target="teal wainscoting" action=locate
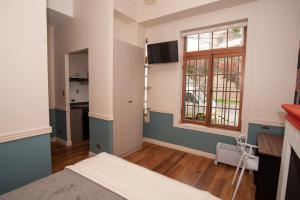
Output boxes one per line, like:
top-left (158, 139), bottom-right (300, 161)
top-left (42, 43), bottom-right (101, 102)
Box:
top-left (0, 134), bottom-right (52, 195)
top-left (52, 109), bottom-right (67, 141)
top-left (144, 112), bottom-right (285, 154)
top-left (144, 111), bottom-right (235, 154)
top-left (89, 117), bottom-right (113, 154)
top-left (49, 109), bottom-right (56, 138)
top-left (247, 123), bottom-right (285, 145)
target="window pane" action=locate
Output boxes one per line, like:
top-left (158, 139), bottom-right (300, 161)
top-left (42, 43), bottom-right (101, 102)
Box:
top-left (199, 32), bottom-right (212, 50)
top-left (186, 59), bottom-right (197, 75)
top-left (184, 58), bottom-right (209, 122)
top-left (229, 92), bottom-right (240, 109)
top-left (213, 30), bottom-right (227, 49)
top-left (211, 94), bottom-right (240, 126)
top-left (228, 27), bottom-right (244, 47)
top-left (197, 59), bottom-right (208, 75)
top-left (186, 35), bottom-right (199, 52)
top-left (213, 57), bottom-right (226, 75)
top-left (223, 74), bottom-right (241, 91)
top-left (227, 56), bottom-right (241, 74)
top-left (211, 55), bottom-right (242, 127)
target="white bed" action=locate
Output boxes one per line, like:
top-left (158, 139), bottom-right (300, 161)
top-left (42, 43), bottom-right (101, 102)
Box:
top-left (67, 152), bottom-right (219, 200)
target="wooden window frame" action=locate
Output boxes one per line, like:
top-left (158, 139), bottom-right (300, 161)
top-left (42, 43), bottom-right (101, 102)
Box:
top-left (181, 27), bottom-right (247, 131)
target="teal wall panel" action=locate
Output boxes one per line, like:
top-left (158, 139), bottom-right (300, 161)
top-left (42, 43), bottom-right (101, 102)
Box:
top-left (144, 112), bottom-right (235, 154)
top-left (0, 134), bottom-right (52, 195)
top-left (247, 123), bottom-right (284, 145)
top-left (49, 109), bottom-right (56, 138)
top-left (144, 112), bottom-right (285, 154)
top-left (54, 110), bottom-right (67, 141)
top-left (89, 117), bottom-right (113, 154)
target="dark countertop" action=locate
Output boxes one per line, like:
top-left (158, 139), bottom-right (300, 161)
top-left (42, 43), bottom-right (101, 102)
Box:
top-left (70, 102), bottom-right (89, 109)
top-left (257, 133), bottom-right (283, 157)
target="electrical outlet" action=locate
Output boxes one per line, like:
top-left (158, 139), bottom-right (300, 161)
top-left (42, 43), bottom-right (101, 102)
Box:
top-left (261, 125), bottom-right (270, 130)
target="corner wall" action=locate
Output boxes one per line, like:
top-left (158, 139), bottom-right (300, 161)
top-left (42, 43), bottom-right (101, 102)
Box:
top-left (144, 0), bottom-right (299, 154)
top-left (0, 0), bottom-right (51, 194)
top-left (52, 0), bottom-right (114, 152)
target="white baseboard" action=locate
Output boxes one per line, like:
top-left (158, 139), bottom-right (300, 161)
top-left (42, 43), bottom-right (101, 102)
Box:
top-left (51, 137), bottom-right (68, 146)
top-left (121, 145), bottom-right (143, 158)
top-left (143, 137), bottom-right (216, 159)
top-left (89, 151), bottom-right (97, 157)
top-left (89, 146), bottom-right (142, 158)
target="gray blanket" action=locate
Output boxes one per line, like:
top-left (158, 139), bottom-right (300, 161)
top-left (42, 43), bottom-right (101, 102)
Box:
top-left (0, 169), bottom-right (126, 200)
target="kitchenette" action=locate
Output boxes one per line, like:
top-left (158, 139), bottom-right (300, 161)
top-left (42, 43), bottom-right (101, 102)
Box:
top-left (69, 50), bottom-right (89, 143)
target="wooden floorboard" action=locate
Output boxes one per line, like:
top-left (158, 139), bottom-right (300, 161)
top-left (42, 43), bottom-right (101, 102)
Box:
top-left (51, 141), bottom-right (255, 200)
top-left (51, 140), bottom-right (89, 173)
top-left (124, 142), bottom-right (256, 200)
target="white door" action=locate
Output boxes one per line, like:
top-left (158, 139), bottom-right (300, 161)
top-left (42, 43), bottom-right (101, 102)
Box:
top-left (113, 39), bottom-right (144, 156)
top-left (129, 43), bottom-right (144, 153)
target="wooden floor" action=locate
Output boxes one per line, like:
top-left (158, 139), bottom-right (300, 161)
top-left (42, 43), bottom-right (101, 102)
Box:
top-left (51, 140), bottom-right (89, 173)
top-left (51, 141), bottom-right (255, 200)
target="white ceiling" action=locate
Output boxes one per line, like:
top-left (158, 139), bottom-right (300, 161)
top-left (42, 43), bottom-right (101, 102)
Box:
top-left (141, 0), bottom-right (259, 26)
top-left (47, 8), bottom-right (72, 27)
top-left (116, 0), bottom-right (259, 26)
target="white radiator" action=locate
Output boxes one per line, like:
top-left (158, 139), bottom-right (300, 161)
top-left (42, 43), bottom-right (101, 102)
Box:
top-left (215, 142), bottom-right (258, 170)
top-left (215, 142), bottom-right (241, 167)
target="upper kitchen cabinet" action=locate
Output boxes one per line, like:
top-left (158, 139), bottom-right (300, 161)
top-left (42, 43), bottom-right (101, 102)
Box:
top-left (69, 50), bottom-right (88, 79)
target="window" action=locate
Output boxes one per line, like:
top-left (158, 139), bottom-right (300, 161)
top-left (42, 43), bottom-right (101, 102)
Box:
top-left (182, 25), bottom-right (246, 130)
top-left (144, 38), bottom-right (150, 119)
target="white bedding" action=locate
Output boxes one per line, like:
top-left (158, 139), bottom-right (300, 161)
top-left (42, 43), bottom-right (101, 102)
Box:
top-left (66, 152), bottom-right (219, 200)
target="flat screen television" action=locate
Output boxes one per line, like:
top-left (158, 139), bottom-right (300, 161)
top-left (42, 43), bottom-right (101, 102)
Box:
top-left (147, 40), bottom-right (179, 64)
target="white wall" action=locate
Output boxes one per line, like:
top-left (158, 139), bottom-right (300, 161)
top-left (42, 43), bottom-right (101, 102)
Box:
top-left (0, 1), bottom-right (50, 136)
top-left (247, 0), bottom-right (300, 125)
top-left (114, 0), bottom-right (138, 21)
top-left (53, 0), bottom-right (114, 119)
top-left (48, 25), bottom-right (55, 109)
top-left (145, 0), bottom-right (300, 135)
top-left (47, 0), bottom-right (74, 17)
top-left (114, 16), bottom-right (145, 48)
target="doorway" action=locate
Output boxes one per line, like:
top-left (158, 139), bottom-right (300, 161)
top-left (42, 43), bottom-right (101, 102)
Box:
top-left (65, 49), bottom-right (89, 145)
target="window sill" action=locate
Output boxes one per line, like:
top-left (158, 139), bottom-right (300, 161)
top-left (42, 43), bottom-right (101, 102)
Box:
top-left (174, 121), bottom-right (242, 137)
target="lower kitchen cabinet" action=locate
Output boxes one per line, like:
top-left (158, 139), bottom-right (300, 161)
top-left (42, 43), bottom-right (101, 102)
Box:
top-left (70, 108), bottom-right (83, 143)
